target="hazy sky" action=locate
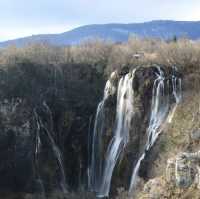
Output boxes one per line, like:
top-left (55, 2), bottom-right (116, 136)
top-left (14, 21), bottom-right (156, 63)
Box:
top-left (0, 0), bottom-right (200, 41)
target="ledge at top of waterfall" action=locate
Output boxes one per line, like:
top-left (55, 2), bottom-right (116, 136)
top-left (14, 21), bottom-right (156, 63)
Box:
top-left (89, 65), bottom-right (182, 198)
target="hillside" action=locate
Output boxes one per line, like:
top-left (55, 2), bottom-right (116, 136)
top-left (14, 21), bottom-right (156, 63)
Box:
top-left (1, 20), bottom-right (200, 47)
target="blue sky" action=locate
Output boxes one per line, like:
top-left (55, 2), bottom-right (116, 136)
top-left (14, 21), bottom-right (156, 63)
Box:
top-left (0, 0), bottom-right (200, 41)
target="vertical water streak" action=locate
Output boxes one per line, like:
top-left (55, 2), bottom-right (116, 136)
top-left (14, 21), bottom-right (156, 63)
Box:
top-left (40, 118), bottom-right (68, 193)
top-left (87, 115), bottom-right (93, 189)
top-left (97, 72), bottom-right (135, 197)
top-left (128, 153), bottom-right (145, 193)
top-left (35, 104), bottom-right (68, 194)
top-left (129, 66), bottom-right (181, 194)
top-left (34, 110), bottom-right (46, 199)
top-left (43, 102), bottom-right (68, 193)
top-left (90, 78), bottom-right (116, 192)
top-left (146, 67), bottom-right (169, 150)
top-left (172, 66), bottom-right (182, 103)
top-left (168, 67), bottom-right (182, 123)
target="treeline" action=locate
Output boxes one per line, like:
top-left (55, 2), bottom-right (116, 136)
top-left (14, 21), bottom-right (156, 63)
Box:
top-left (0, 36), bottom-right (200, 77)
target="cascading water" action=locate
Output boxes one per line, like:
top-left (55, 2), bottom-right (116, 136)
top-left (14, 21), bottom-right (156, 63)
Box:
top-left (42, 102), bottom-right (68, 193)
top-left (90, 101), bottom-right (105, 191)
top-left (168, 66), bottom-right (182, 123)
top-left (90, 76), bottom-right (117, 192)
top-left (97, 71), bottom-right (135, 197)
top-left (34, 103), bottom-right (68, 195)
top-left (172, 66), bottom-right (182, 103)
top-left (87, 115), bottom-right (93, 189)
top-left (129, 66), bottom-right (182, 194)
top-left (34, 110), bottom-right (46, 199)
top-left (90, 71), bottom-right (136, 197)
top-left (90, 66), bottom-right (182, 197)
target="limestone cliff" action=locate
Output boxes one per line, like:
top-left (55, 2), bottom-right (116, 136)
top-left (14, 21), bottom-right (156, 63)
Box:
top-left (0, 61), bottom-right (199, 199)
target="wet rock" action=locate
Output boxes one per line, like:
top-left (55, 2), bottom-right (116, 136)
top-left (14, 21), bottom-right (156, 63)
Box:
top-left (104, 71), bottom-right (119, 107)
top-left (191, 129), bottom-right (200, 141)
top-left (110, 71), bottom-right (119, 85)
top-left (175, 154), bottom-right (193, 188)
top-left (118, 65), bottom-right (130, 76)
top-left (166, 152), bottom-right (200, 189)
top-left (0, 99), bottom-right (34, 192)
top-left (0, 63), bottom-right (183, 198)
top-left (107, 65), bottom-right (181, 195)
top-left (0, 62), bottom-right (105, 193)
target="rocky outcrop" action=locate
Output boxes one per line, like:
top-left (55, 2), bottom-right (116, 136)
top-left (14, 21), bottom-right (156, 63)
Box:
top-left (90, 64), bottom-right (182, 198)
top-left (139, 150), bottom-right (200, 199)
top-left (191, 129), bottom-right (200, 141)
top-left (0, 99), bottom-right (34, 192)
top-left (0, 62), bottom-right (105, 195)
top-left (0, 62), bottom-right (183, 198)
top-left (166, 151), bottom-right (200, 189)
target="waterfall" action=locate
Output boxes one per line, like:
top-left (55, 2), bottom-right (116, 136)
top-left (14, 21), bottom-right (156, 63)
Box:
top-left (91, 66), bottom-right (182, 197)
top-left (90, 101), bottom-right (104, 191)
top-left (97, 72), bottom-right (135, 197)
top-left (172, 70), bottom-right (182, 103)
top-left (90, 77), bottom-right (116, 192)
top-left (91, 71), bottom-right (135, 197)
top-left (129, 66), bottom-right (182, 194)
top-left (42, 124), bottom-right (68, 193)
top-left (34, 104), bottom-right (68, 195)
top-left (42, 102), bottom-right (68, 193)
top-left (168, 66), bottom-right (182, 123)
top-left (87, 115), bottom-right (93, 189)
top-left (34, 110), bottom-right (46, 199)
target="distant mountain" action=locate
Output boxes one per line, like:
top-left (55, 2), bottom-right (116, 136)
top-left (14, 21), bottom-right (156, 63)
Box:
top-left (1, 20), bottom-right (200, 47)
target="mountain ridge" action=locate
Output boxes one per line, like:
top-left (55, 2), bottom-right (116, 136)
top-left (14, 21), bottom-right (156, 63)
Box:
top-left (1, 20), bottom-right (200, 47)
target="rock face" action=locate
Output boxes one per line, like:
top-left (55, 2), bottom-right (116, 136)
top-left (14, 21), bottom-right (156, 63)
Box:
top-left (191, 129), bottom-right (200, 141)
top-left (89, 64), bottom-right (182, 197)
top-left (139, 150), bottom-right (200, 199)
top-left (166, 151), bottom-right (200, 189)
top-left (0, 62), bottom-right (104, 194)
top-left (0, 62), bottom-right (182, 198)
top-left (175, 154), bottom-right (194, 188)
top-left (0, 99), bottom-right (34, 192)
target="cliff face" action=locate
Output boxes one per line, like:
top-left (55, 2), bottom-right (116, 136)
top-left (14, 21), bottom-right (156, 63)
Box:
top-left (0, 62), bottom-right (104, 196)
top-left (89, 65), bottom-right (182, 198)
top-left (0, 61), bottom-right (199, 199)
top-left (98, 67), bottom-right (199, 199)
top-left (136, 73), bottom-right (200, 199)
top-left (0, 99), bottom-right (34, 191)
